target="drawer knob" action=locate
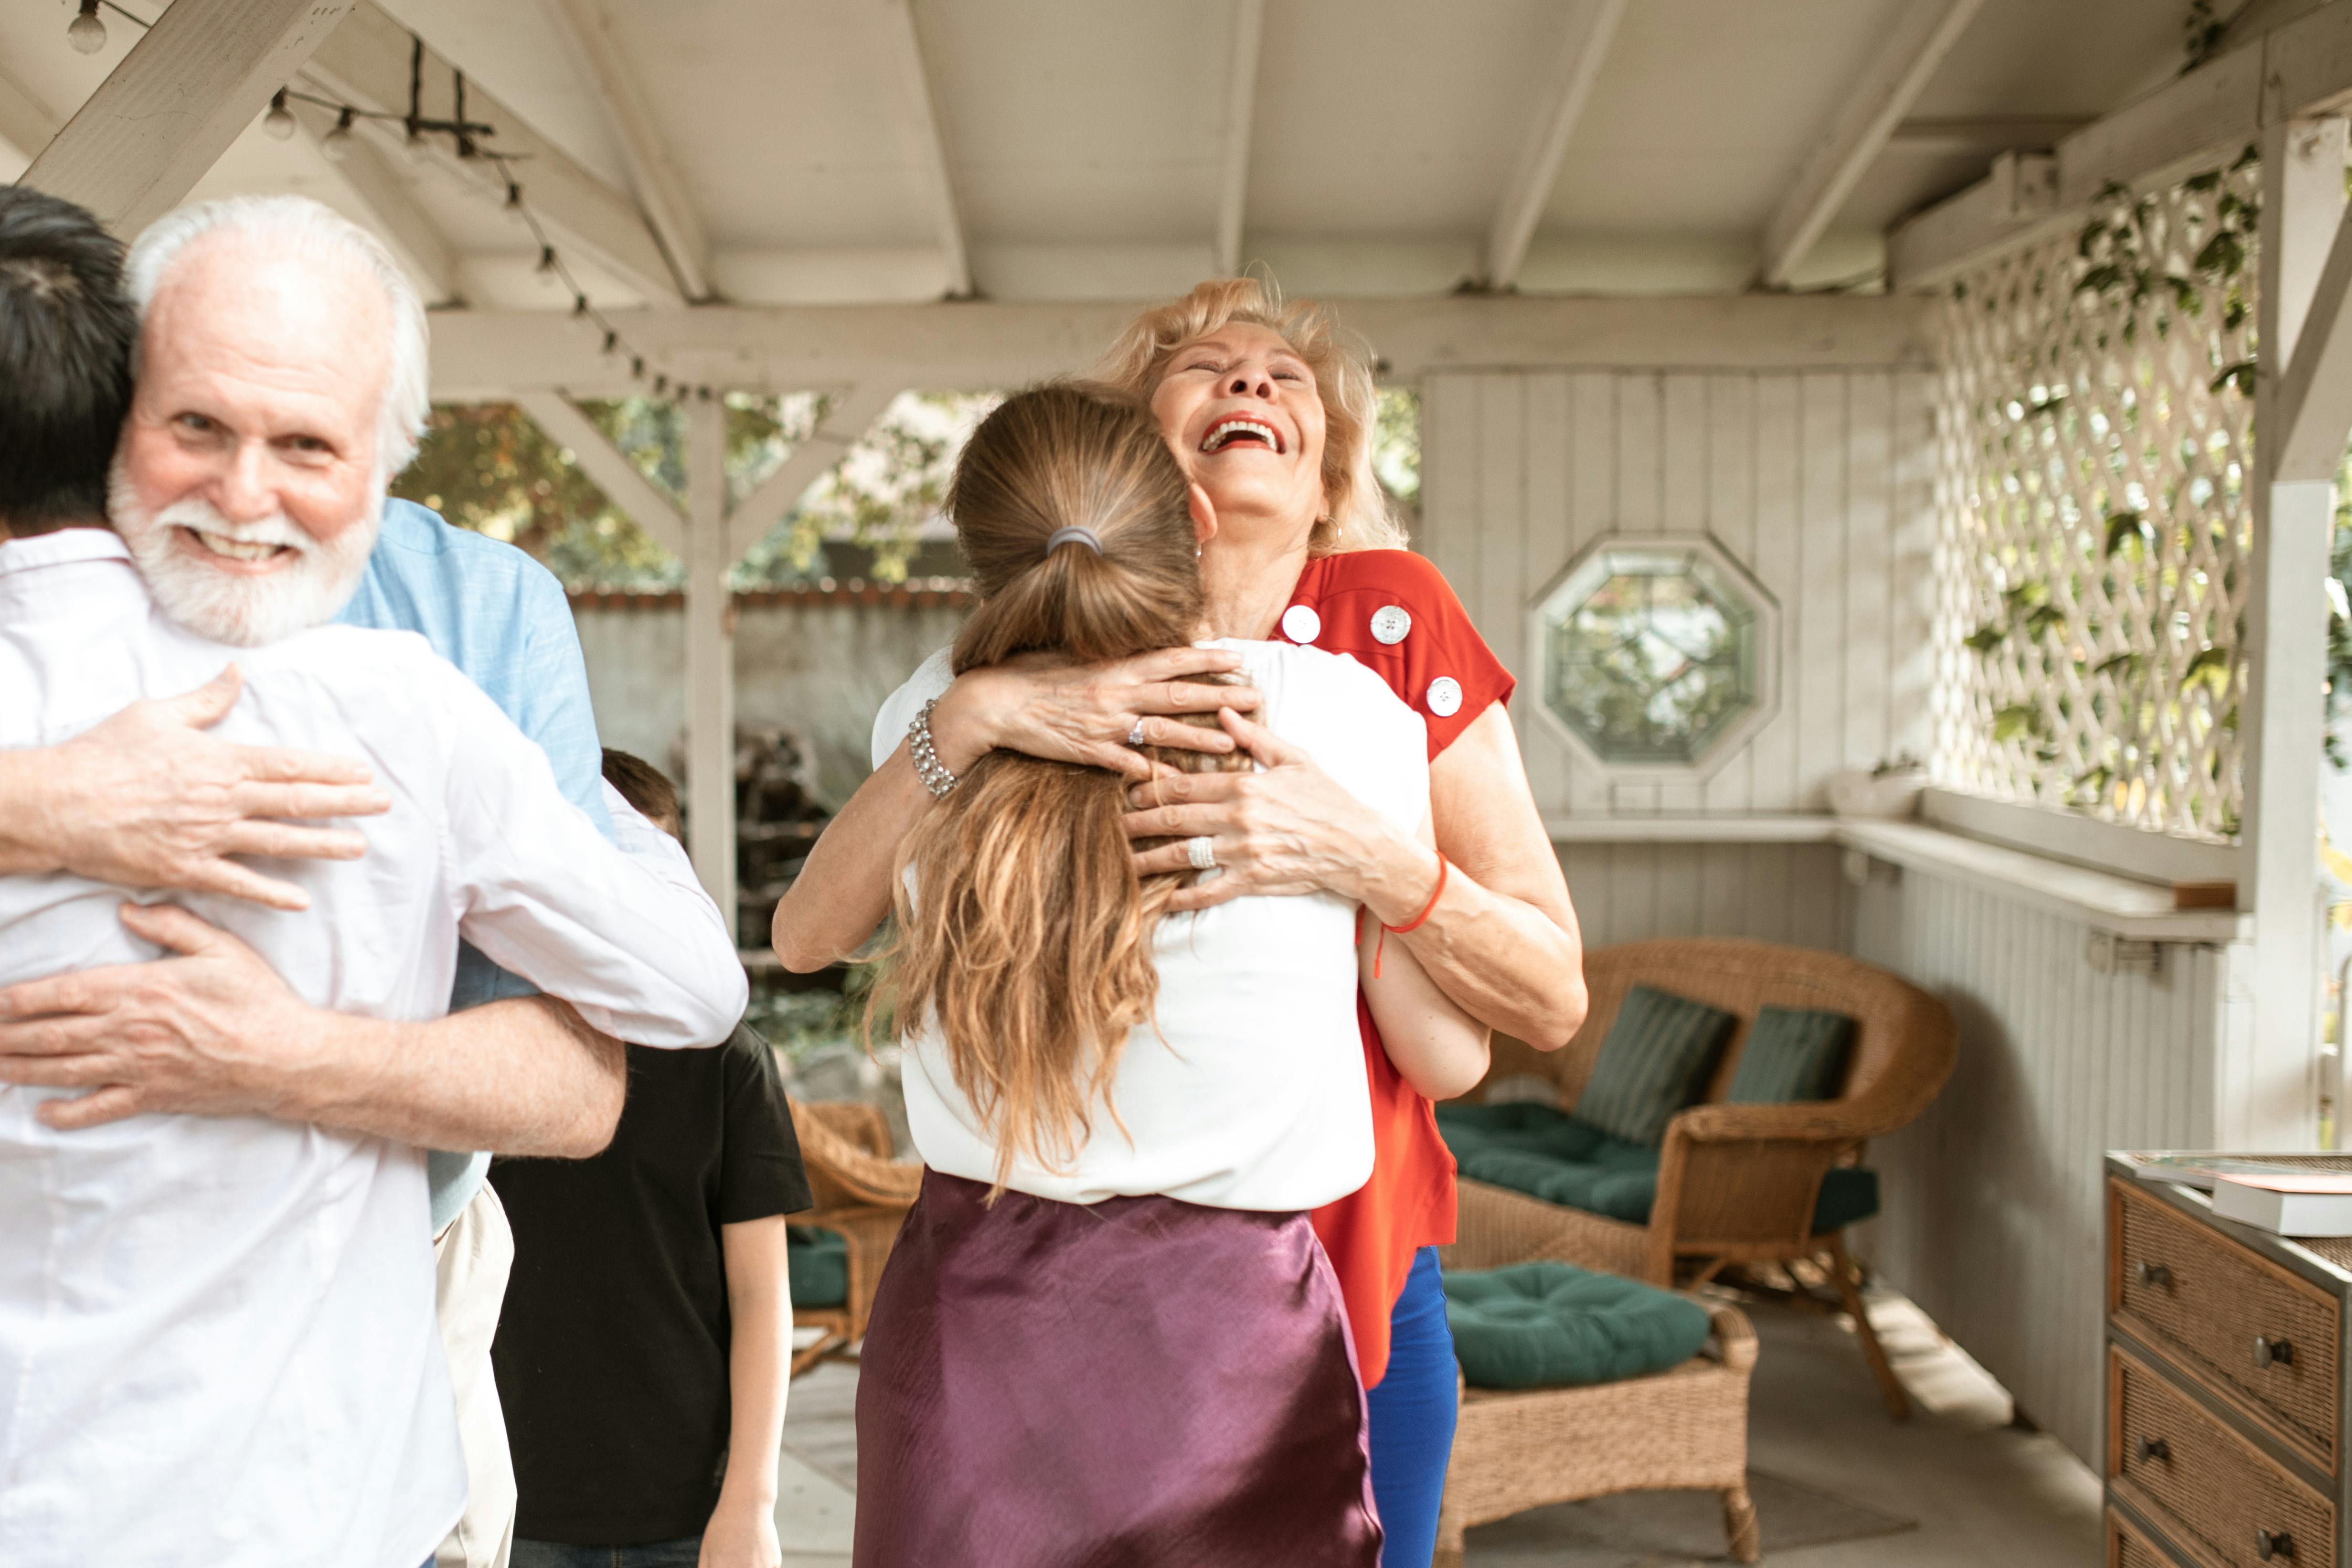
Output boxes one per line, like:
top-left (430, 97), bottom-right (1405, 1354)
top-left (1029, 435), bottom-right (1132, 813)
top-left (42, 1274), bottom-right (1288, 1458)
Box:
top-left (2134, 1261), bottom-right (2173, 1288)
top-left (2255, 1335), bottom-right (2296, 1369)
top-left (2256, 1528), bottom-right (2295, 1561)
top-left (2134, 1435), bottom-right (2171, 1463)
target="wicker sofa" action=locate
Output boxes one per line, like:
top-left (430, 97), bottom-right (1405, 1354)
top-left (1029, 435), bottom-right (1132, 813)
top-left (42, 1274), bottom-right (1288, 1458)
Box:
top-left (784, 1098), bottom-right (921, 1377)
top-left (1435, 1220), bottom-right (1759, 1566)
top-left (1443, 938), bottom-right (1956, 1418)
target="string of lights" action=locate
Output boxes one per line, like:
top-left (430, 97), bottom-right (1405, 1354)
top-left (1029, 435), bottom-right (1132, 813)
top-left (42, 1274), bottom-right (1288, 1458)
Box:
top-left (62, 0), bottom-right (698, 404)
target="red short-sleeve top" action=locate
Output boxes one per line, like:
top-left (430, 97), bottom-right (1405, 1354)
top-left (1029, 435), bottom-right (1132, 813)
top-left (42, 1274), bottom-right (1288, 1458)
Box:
top-left (1292, 550), bottom-right (1515, 1387)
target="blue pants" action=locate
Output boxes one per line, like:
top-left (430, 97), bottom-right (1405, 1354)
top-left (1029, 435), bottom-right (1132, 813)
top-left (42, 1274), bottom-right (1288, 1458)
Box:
top-left (1365, 1247), bottom-right (1458, 1568)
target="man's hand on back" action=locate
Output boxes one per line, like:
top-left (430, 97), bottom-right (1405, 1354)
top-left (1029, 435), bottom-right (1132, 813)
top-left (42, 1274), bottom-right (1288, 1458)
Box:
top-left (0, 901), bottom-right (329, 1129)
top-left (1, 664), bottom-right (391, 907)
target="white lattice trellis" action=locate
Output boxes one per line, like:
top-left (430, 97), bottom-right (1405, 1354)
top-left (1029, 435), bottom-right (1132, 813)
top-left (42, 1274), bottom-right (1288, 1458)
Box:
top-left (1934, 156), bottom-right (2259, 840)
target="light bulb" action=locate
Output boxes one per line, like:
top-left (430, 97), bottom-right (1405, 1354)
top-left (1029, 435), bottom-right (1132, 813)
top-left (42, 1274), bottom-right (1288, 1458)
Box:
top-left (66, 0), bottom-right (106, 54)
top-left (321, 108), bottom-right (356, 162)
top-left (262, 90), bottom-right (297, 141)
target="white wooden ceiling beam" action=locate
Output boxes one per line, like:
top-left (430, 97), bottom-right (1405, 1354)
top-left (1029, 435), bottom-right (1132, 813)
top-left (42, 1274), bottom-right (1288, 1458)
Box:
top-left (726, 381), bottom-right (900, 561)
top-left (537, 0), bottom-right (712, 302)
top-left (1213, 0), bottom-right (1265, 278)
top-left (2271, 167), bottom-right (2352, 482)
top-left (1889, 2), bottom-right (2352, 289)
top-left (287, 98), bottom-right (461, 306)
top-left (1482, 0), bottom-right (1627, 291)
top-left (23, 0), bottom-right (360, 234)
top-left (513, 390), bottom-right (686, 557)
top-left (878, 0), bottom-right (970, 299)
top-left (300, 2), bottom-right (683, 307)
top-left (430, 293), bottom-right (1932, 399)
top-left (1756, 0), bottom-right (1983, 288)
top-left (0, 59), bottom-right (60, 166)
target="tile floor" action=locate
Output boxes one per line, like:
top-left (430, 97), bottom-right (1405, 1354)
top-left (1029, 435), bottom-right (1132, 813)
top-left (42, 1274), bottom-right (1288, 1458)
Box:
top-left (768, 1284), bottom-right (2102, 1566)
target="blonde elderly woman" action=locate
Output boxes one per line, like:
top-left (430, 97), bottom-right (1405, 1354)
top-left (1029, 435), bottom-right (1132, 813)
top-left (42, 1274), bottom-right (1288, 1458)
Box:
top-left (776, 280), bottom-right (1586, 1568)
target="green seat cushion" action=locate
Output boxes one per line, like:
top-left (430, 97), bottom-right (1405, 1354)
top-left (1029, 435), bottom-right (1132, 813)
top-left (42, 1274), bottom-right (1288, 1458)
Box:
top-left (1727, 1006), bottom-right (1856, 1104)
top-left (1575, 985), bottom-right (1737, 1144)
top-left (1443, 1260), bottom-right (1713, 1389)
top-left (1437, 1102), bottom-right (1879, 1232)
top-left (787, 1226), bottom-right (849, 1309)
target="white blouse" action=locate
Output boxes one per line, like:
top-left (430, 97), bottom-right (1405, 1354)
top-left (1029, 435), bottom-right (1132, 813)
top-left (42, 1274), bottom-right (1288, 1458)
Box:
top-left (871, 639), bottom-right (1428, 1212)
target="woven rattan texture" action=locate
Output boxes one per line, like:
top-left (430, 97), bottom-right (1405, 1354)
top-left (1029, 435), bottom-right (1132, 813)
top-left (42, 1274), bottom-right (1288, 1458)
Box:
top-left (2116, 1184), bottom-right (2340, 1466)
top-left (2108, 1510), bottom-right (2172, 1568)
top-left (2113, 1348), bottom-right (2335, 1568)
top-left (785, 1098), bottom-right (919, 1376)
top-left (1932, 163), bottom-right (2257, 838)
top-left (1432, 1300), bottom-right (1760, 1568)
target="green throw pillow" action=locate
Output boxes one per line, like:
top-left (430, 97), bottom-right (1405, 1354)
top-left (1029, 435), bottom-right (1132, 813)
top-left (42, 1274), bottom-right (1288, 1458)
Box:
top-left (1727, 1006), bottom-right (1855, 1104)
top-left (1574, 985), bottom-right (1736, 1145)
top-left (1444, 1260), bottom-right (1713, 1390)
top-left (787, 1226), bottom-right (849, 1309)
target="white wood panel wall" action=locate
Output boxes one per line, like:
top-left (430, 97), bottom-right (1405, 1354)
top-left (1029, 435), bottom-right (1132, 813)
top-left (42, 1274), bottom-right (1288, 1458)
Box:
top-left (1554, 843), bottom-right (1850, 951)
top-left (1418, 369), bottom-right (1937, 825)
top-left (1850, 864), bottom-right (2237, 1466)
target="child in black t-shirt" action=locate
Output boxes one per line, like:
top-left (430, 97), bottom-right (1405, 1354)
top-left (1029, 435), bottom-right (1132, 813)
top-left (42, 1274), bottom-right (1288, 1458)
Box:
top-left (493, 751), bottom-right (814, 1568)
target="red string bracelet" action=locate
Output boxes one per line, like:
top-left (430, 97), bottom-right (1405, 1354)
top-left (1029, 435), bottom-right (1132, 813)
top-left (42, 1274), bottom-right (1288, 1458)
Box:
top-left (1373, 853), bottom-right (1448, 979)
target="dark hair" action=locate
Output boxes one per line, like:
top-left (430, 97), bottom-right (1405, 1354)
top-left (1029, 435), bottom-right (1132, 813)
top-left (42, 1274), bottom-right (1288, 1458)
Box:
top-left (0, 187), bottom-right (137, 534)
top-left (601, 748), bottom-right (680, 833)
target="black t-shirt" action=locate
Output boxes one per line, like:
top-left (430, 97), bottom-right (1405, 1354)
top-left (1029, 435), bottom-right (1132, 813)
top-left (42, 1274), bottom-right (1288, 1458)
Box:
top-left (490, 1022), bottom-right (814, 1546)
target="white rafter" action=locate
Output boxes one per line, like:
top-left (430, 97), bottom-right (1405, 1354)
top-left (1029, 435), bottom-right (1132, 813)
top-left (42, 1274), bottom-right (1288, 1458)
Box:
top-left (1482, 0), bottom-right (1628, 291)
top-left (24, 0), bottom-right (360, 234)
top-left (1214, 0), bottom-right (1265, 277)
top-left (513, 391), bottom-right (686, 557)
top-left (299, 2), bottom-right (682, 307)
top-left (0, 58), bottom-right (60, 167)
top-left (289, 99), bottom-right (462, 306)
top-left (537, 0), bottom-right (711, 302)
top-left (726, 381), bottom-right (901, 561)
top-left (1757, 0), bottom-right (1984, 288)
top-left (878, 0), bottom-right (971, 299)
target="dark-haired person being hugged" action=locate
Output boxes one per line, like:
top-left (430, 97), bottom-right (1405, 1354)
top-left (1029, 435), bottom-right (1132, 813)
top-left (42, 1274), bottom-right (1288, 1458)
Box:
top-left (813, 385), bottom-right (1490, 1568)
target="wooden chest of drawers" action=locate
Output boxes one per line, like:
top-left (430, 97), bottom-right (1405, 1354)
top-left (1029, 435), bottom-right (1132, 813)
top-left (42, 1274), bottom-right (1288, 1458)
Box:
top-left (2106, 1153), bottom-right (2352, 1568)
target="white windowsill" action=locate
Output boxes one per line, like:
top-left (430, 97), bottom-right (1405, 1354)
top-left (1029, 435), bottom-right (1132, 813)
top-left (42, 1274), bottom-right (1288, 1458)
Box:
top-left (1545, 814), bottom-right (2250, 944)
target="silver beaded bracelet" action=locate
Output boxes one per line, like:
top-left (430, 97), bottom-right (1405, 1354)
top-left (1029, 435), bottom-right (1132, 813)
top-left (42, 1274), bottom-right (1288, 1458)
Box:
top-left (908, 698), bottom-right (960, 800)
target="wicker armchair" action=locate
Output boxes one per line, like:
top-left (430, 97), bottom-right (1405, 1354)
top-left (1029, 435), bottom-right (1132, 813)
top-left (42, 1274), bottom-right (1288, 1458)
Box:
top-left (786, 1097), bottom-right (921, 1377)
top-left (1445, 938), bottom-right (1956, 1418)
top-left (1436, 1216), bottom-right (1758, 1567)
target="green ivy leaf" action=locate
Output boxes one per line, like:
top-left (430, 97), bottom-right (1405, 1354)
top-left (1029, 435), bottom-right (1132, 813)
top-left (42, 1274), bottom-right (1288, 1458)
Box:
top-left (2103, 511), bottom-right (2152, 556)
top-left (2023, 603), bottom-right (2067, 639)
top-left (2183, 171), bottom-right (2222, 193)
top-left (2094, 651), bottom-right (2146, 679)
top-left (2078, 263), bottom-right (2122, 295)
top-left (1991, 704), bottom-right (2040, 743)
top-left (2211, 360), bottom-right (2256, 395)
top-left (2184, 646), bottom-right (2231, 692)
top-left (1964, 623), bottom-right (2007, 652)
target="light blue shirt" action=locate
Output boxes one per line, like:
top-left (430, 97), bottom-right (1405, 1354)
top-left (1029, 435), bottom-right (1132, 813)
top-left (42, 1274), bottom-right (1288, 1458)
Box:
top-left (338, 498), bottom-right (615, 1230)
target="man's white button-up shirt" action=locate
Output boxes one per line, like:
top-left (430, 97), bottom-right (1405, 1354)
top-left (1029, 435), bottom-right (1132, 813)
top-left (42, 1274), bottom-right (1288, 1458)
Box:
top-left (0, 529), bottom-right (747, 1568)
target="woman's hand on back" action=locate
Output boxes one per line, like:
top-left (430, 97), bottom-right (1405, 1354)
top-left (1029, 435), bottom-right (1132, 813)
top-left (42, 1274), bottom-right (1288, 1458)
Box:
top-left (929, 645), bottom-right (1264, 783)
top-left (1124, 708), bottom-right (1438, 918)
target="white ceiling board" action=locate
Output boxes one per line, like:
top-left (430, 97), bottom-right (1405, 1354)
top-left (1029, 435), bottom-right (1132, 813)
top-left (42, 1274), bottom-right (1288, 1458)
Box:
top-left (919, 0), bottom-right (1228, 247)
top-left (589, 0), bottom-right (940, 251)
top-left (372, 0), bottom-right (630, 191)
top-left (1247, 0), bottom-right (1565, 240)
top-left (1907, 0), bottom-right (2187, 119)
top-left (1544, 0), bottom-right (1912, 236)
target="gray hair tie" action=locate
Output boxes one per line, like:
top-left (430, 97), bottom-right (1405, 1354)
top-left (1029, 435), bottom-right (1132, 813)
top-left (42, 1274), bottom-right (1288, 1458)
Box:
top-left (1045, 526), bottom-right (1102, 555)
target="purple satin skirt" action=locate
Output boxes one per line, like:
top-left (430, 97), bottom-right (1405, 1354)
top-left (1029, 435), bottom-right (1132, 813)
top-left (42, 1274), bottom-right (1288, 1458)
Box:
top-left (853, 1169), bottom-right (1384, 1568)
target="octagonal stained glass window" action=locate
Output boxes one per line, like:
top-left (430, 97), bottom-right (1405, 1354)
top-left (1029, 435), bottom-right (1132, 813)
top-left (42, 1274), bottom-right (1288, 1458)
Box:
top-left (1532, 538), bottom-right (1777, 770)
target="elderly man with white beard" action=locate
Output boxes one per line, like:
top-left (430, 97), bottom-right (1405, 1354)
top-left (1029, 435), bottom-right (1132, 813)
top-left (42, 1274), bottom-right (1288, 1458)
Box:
top-left (0, 190), bottom-right (748, 1568)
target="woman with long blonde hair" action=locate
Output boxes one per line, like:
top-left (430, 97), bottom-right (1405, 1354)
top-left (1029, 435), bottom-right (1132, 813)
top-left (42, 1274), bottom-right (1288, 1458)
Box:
top-left (779, 281), bottom-right (1583, 1567)
top-left (847, 384), bottom-right (1482, 1568)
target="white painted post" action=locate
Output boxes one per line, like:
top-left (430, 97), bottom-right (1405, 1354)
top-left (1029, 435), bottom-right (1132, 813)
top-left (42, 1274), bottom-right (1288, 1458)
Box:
top-left (2237, 116), bottom-right (2350, 1145)
top-left (683, 397), bottom-right (737, 933)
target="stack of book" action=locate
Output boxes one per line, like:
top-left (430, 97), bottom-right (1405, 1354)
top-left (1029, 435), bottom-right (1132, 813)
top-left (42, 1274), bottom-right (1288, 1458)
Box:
top-left (2136, 1154), bottom-right (2352, 1236)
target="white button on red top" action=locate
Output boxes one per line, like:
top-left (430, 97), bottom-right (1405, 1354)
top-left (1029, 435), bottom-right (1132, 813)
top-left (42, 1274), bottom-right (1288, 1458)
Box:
top-left (1370, 605), bottom-right (1411, 645)
top-left (1426, 676), bottom-right (1463, 717)
top-left (1280, 603), bottom-right (1322, 644)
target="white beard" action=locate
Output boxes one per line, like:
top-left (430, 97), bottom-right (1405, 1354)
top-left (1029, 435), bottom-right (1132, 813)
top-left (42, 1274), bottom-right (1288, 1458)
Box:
top-left (110, 458), bottom-right (379, 648)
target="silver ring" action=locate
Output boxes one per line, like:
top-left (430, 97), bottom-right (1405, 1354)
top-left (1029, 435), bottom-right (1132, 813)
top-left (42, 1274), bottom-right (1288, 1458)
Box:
top-left (1185, 836), bottom-right (1217, 872)
top-left (1127, 719), bottom-right (1148, 747)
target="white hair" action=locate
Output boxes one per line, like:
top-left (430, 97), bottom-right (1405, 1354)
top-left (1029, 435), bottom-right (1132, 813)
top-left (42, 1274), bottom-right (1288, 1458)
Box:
top-left (124, 194), bottom-right (430, 482)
